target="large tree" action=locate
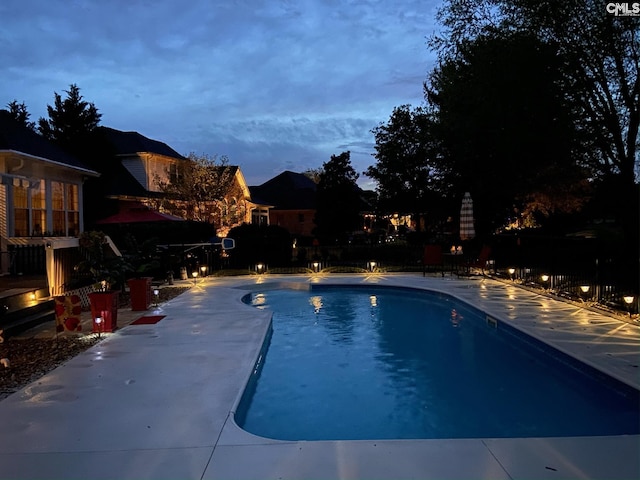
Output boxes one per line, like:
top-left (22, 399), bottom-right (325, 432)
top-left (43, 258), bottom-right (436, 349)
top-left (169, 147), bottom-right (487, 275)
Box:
top-left (38, 84), bottom-right (101, 156)
top-left (433, 0), bottom-right (639, 188)
top-left (426, 32), bottom-right (589, 234)
top-left (155, 153), bottom-right (238, 226)
top-left (314, 151), bottom-right (362, 243)
top-left (365, 105), bottom-right (445, 231)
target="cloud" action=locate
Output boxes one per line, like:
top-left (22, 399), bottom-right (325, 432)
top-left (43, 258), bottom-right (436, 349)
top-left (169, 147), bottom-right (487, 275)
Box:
top-left (0, 0), bottom-right (441, 187)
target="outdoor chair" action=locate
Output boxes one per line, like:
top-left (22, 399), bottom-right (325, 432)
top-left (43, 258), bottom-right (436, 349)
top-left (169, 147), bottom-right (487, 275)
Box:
top-left (422, 244), bottom-right (444, 277)
top-left (461, 245), bottom-right (492, 276)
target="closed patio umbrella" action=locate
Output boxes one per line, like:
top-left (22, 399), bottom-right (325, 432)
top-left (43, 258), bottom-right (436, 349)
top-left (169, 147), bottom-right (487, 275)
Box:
top-left (459, 192), bottom-right (475, 241)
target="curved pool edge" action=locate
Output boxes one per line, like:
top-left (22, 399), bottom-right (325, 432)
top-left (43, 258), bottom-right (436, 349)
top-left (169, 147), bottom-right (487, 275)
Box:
top-left (221, 275), bottom-right (639, 446)
top-left (205, 274), bottom-right (640, 479)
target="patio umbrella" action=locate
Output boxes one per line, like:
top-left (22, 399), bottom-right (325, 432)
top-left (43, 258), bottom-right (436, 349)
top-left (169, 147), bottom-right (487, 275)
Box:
top-left (459, 192), bottom-right (476, 241)
top-left (95, 204), bottom-right (185, 224)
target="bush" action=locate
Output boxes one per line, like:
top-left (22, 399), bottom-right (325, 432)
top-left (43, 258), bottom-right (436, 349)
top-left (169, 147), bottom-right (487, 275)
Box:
top-left (227, 224), bottom-right (292, 268)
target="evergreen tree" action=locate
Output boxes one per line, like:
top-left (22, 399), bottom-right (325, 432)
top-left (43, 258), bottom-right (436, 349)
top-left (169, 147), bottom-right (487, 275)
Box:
top-left (38, 84), bottom-right (101, 156)
top-left (6, 100), bottom-right (35, 130)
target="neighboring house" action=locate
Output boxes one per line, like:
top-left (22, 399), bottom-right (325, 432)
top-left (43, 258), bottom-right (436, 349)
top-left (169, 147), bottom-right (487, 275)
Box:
top-left (0, 110), bottom-right (99, 294)
top-left (249, 171), bottom-right (317, 237)
top-left (95, 127), bottom-right (269, 237)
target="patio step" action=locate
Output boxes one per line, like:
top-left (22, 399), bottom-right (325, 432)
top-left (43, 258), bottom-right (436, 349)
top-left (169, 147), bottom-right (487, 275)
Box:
top-left (0, 288), bottom-right (54, 338)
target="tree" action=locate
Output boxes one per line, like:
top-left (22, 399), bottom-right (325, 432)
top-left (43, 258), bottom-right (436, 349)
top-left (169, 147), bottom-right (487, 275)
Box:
top-left (6, 100), bottom-right (35, 130)
top-left (426, 32), bottom-right (589, 234)
top-left (302, 168), bottom-right (323, 184)
top-left (314, 151), bottom-right (362, 243)
top-left (155, 153), bottom-right (238, 226)
top-left (365, 104), bottom-right (445, 232)
top-left (432, 0), bottom-right (639, 189)
top-left (38, 84), bottom-right (101, 155)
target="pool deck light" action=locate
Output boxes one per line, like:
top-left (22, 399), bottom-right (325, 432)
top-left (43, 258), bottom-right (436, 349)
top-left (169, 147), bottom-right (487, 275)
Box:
top-left (623, 295), bottom-right (635, 317)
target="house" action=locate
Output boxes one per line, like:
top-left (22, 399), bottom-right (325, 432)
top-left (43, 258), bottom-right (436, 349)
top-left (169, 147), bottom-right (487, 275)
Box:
top-left (249, 171), bottom-right (317, 238)
top-left (93, 127), bottom-right (269, 237)
top-left (0, 110), bottom-right (99, 294)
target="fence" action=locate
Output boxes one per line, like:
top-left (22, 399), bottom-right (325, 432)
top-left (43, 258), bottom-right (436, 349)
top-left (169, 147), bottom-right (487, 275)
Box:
top-left (7, 244), bottom-right (46, 275)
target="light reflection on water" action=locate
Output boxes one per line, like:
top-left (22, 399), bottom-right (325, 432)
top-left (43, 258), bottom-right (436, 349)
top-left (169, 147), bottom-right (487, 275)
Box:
top-left (238, 286), bottom-right (639, 441)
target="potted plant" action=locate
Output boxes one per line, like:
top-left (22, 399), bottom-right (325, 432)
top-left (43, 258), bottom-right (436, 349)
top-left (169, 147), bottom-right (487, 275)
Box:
top-left (76, 231), bottom-right (131, 332)
top-left (123, 235), bottom-right (161, 311)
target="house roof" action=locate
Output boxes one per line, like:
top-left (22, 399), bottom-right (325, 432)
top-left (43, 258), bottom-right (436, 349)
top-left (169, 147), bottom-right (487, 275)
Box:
top-left (97, 126), bottom-right (186, 159)
top-left (249, 171), bottom-right (317, 209)
top-left (0, 110), bottom-right (98, 175)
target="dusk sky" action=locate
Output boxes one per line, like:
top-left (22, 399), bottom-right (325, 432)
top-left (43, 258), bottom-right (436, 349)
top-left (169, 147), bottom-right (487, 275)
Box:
top-left (1, 0), bottom-right (441, 189)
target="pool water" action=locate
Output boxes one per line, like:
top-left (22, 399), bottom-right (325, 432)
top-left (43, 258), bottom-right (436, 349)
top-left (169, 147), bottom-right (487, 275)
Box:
top-left (236, 285), bottom-right (639, 441)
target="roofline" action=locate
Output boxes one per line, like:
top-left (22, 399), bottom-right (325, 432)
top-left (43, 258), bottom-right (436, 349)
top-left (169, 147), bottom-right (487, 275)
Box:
top-left (115, 151), bottom-right (187, 160)
top-left (1, 149), bottom-right (100, 177)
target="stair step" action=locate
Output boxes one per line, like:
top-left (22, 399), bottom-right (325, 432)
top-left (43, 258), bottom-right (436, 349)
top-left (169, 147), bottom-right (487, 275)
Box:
top-left (1, 298), bottom-right (55, 338)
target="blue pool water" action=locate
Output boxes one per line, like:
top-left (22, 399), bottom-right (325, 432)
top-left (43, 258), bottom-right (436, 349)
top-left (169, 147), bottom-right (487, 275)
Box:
top-left (236, 285), bottom-right (639, 441)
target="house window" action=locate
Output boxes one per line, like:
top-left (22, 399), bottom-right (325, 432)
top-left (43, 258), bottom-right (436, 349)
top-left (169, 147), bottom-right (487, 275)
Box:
top-left (12, 178), bottom-right (48, 237)
top-left (31, 179), bottom-right (46, 235)
top-left (251, 208), bottom-right (269, 226)
top-left (298, 213), bottom-right (305, 223)
top-left (12, 179), bottom-right (29, 237)
top-left (230, 198), bottom-right (238, 224)
top-left (169, 163), bottom-right (179, 184)
top-left (52, 181), bottom-right (65, 235)
top-left (52, 181), bottom-right (80, 236)
top-left (66, 184), bottom-right (80, 236)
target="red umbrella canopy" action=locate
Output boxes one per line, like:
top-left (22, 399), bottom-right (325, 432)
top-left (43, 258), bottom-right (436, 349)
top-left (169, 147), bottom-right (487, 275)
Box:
top-left (96, 204), bottom-right (185, 224)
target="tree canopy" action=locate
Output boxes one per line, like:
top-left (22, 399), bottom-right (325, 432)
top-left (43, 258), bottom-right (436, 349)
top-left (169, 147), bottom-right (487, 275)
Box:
top-left (314, 151), bottom-right (362, 243)
top-left (38, 84), bottom-right (101, 156)
top-left (155, 153), bottom-right (238, 225)
top-left (6, 100), bottom-right (35, 130)
top-left (426, 32), bottom-right (590, 233)
top-left (432, 0), bottom-right (639, 187)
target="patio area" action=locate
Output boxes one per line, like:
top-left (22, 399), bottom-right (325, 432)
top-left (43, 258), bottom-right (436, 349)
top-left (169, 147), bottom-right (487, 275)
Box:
top-left (0, 273), bottom-right (638, 479)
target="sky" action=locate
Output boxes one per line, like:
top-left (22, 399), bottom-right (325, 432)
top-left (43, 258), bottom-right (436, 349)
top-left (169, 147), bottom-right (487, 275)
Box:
top-left (1, 0), bottom-right (442, 189)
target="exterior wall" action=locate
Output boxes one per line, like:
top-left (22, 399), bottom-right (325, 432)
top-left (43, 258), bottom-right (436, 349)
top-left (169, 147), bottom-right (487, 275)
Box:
top-left (0, 152), bottom-right (87, 240)
top-left (121, 155), bottom-right (148, 189)
top-left (121, 153), bottom-right (183, 193)
top-left (145, 154), bottom-right (176, 192)
top-left (270, 209), bottom-right (316, 237)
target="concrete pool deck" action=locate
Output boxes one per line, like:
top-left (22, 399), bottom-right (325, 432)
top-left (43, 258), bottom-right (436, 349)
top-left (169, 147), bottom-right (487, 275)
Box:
top-left (0, 274), bottom-right (638, 479)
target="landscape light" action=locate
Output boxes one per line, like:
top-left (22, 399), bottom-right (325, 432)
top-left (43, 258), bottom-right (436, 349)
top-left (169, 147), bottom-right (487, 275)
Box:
top-left (95, 316), bottom-right (103, 339)
top-left (623, 295), bottom-right (635, 318)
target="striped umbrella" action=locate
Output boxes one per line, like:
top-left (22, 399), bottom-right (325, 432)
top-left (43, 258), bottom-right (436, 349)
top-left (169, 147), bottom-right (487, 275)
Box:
top-left (459, 192), bottom-right (476, 241)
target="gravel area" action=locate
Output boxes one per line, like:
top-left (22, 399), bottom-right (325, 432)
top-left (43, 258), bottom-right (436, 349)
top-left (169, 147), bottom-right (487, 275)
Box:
top-left (0, 286), bottom-right (190, 400)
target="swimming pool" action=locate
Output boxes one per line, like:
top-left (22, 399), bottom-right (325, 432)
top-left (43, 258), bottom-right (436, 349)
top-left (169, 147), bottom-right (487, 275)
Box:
top-left (235, 285), bottom-right (639, 441)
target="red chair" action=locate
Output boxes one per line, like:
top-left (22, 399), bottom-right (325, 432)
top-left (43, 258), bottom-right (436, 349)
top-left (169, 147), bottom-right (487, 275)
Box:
top-left (462, 245), bottom-right (492, 276)
top-left (422, 245), bottom-right (444, 277)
